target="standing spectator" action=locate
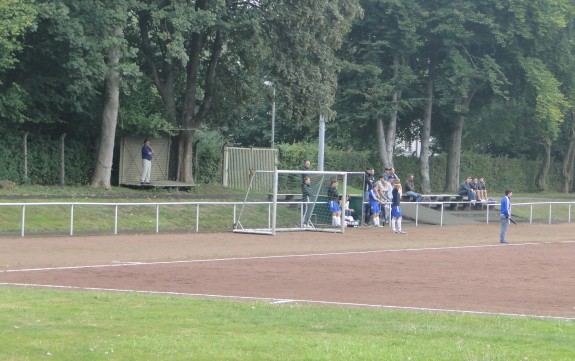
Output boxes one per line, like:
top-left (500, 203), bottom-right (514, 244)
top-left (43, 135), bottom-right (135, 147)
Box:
top-left (301, 176), bottom-right (312, 227)
top-left (375, 174), bottom-right (385, 192)
top-left (327, 179), bottom-right (341, 227)
top-left (391, 181), bottom-right (406, 234)
top-left (388, 167), bottom-right (399, 182)
top-left (302, 160), bottom-right (311, 180)
top-left (382, 177), bottom-right (393, 224)
top-left (363, 167), bottom-right (375, 225)
top-left (141, 138), bottom-right (154, 185)
top-left (458, 177), bottom-right (477, 203)
top-left (383, 167), bottom-right (392, 182)
top-left (499, 189), bottom-right (513, 244)
top-left (375, 174), bottom-right (389, 223)
top-left (403, 173), bottom-right (423, 202)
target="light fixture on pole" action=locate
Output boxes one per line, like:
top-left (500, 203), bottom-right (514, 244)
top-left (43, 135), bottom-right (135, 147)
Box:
top-left (263, 81), bottom-right (276, 148)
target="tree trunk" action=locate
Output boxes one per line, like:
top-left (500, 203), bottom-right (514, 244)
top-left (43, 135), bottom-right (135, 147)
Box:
top-left (90, 27), bottom-right (122, 189)
top-left (536, 142), bottom-right (552, 191)
top-left (177, 129), bottom-right (196, 183)
top-left (376, 118), bottom-right (390, 171)
top-left (419, 76), bottom-right (433, 194)
top-left (444, 91), bottom-right (474, 193)
top-left (377, 54), bottom-right (402, 172)
top-left (387, 89), bottom-right (399, 165)
top-left (444, 114), bottom-right (465, 193)
top-left (175, 26), bottom-right (222, 183)
top-left (560, 128), bottom-right (575, 193)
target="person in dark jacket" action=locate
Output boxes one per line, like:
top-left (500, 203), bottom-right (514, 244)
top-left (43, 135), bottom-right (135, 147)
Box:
top-left (403, 173), bottom-right (422, 202)
top-left (458, 177), bottom-right (477, 202)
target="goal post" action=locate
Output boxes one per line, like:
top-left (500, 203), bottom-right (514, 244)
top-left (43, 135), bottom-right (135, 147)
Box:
top-left (234, 170), bottom-right (362, 235)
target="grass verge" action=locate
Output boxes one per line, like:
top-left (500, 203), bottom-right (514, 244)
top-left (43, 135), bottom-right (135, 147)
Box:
top-left (1, 287), bottom-right (573, 361)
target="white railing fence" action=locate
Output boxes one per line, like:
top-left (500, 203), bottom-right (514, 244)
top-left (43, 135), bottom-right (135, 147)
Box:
top-left (0, 200), bottom-right (573, 237)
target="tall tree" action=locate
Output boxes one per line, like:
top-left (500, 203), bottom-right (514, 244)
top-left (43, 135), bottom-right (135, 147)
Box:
top-left (133, 0), bottom-right (361, 183)
top-left (335, 0), bottom-right (422, 171)
top-left (0, 0), bottom-right (36, 123)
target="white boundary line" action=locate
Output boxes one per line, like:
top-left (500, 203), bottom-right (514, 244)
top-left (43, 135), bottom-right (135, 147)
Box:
top-left (2, 240), bottom-right (573, 274)
top-left (1, 282), bottom-right (573, 321)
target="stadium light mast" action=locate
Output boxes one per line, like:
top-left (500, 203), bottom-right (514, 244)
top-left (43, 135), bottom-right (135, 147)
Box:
top-left (263, 81), bottom-right (276, 148)
top-left (318, 115), bottom-right (326, 171)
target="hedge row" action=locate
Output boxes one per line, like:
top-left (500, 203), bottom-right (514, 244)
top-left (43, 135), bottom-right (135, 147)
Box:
top-left (0, 132), bottom-right (564, 193)
top-left (277, 143), bottom-right (563, 194)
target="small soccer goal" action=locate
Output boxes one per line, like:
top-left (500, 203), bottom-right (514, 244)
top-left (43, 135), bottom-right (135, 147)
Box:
top-left (233, 170), bottom-right (363, 235)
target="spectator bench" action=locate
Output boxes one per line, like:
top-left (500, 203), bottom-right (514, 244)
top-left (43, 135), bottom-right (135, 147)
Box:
top-left (419, 194), bottom-right (465, 210)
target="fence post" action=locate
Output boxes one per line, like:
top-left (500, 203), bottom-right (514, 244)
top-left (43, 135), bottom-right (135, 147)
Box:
top-left (70, 204), bottom-right (74, 236)
top-left (21, 205), bottom-right (26, 237)
top-left (60, 133), bottom-right (66, 185)
top-left (23, 132), bottom-right (29, 183)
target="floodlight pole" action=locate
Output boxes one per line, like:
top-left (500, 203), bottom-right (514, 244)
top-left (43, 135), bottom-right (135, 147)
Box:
top-left (318, 114), bottom-right (326, 171)
top-left (264, 81), bottom-right (276, 148)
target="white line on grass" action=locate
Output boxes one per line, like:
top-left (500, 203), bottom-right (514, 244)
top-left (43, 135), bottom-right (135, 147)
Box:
top-left (1, 240), bottom-right (573, 274)
top-left (1, 282), bottom-right (573, 321)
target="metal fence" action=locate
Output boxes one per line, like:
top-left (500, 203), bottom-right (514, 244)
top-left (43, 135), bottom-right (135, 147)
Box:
top-left (0, 200), bottom-right (573, 237)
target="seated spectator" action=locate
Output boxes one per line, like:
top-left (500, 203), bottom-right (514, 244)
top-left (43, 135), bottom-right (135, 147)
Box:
top-left (341, 194), bottom-right (358, 226)
top-left (478, 177), bottom-right (488, 201)
top-left (470, 177), bottom-right (482, 201)
top-left (403, 173), bottom-right (423, 202)
top-left (458, 176), bottom-right (477, 202)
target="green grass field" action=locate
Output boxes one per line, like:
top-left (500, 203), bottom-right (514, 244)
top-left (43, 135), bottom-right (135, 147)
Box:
top-left (1, 287), bottom-right (573, 361)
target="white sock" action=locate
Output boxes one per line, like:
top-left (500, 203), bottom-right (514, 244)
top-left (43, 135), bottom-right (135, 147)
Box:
top-left (332, 216), bottom-right (337, 226)
top-left (374, 217), bottom-right (379, 226)
top-left (391, 218), bottom-right (397, 231)
top-left (398, 218), bottom-right (402, 231)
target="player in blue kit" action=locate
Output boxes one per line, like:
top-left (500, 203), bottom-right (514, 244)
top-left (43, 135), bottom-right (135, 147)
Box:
top-left (369, 184), bottom-right (383, 227)
top-left (391, 180), bottom-right (406, 234)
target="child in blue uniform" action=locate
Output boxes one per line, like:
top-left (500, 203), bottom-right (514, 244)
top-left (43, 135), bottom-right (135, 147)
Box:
top-left (391, 180), bottom-right (406, 234)
top-left (369, 184), bottom-right (382, 227)
top-left (327, 179), bottom-right (341, 226)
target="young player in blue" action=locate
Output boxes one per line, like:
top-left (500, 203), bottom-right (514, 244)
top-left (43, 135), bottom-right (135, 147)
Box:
top-left (499, 189), bottom-right (512, 243)
top-left (327, 179), bottom-right (341, 226)
top-left (368, 184), bottom-right (382, 227)
top-left (391, 180), bottom-right (406, 234)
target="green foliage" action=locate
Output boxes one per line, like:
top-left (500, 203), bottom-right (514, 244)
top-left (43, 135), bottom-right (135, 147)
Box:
top-left (277, 143), bottom-right (374, 173)
top-left (0, 0), bottom-right (37, 75)
top-left (265, 0), bottom-right (363, 123)
top-left (521, 57), bottom-right (568, 144)
top-left (0, 132), bottom-right (94, 185)
top-left (0, 134), bottom-right (24, 182)
top-left (194, 142), bottom-right (222, 185)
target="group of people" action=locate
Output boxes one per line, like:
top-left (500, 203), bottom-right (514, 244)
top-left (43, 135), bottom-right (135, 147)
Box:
top-left (362, 166), bottom-right (407, 233)
top-left (304, 160), bottom-right (514, 243)
top-left (458, 176), bottom-right (489, 203)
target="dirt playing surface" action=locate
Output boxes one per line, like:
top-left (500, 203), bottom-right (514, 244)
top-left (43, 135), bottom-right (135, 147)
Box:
top-left (1, 223), bottom-right (574, 319)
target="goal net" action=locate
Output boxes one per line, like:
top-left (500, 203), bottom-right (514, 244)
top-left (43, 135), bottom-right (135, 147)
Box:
top-left (233, 170), bottom-right (362, 235)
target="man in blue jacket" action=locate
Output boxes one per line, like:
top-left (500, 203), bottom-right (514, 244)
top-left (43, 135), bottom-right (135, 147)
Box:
top-left (500, 189), bottom-right (512, 244)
